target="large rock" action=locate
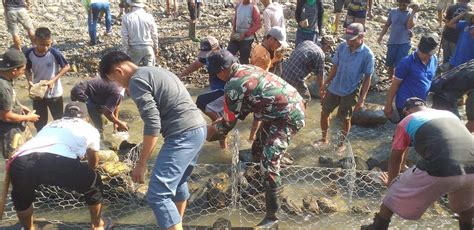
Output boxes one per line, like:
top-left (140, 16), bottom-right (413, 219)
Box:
top-left (316, 197), bottom-right (338, 213)
top-left (352, 103), bottom-right (388, 127)
top-left (206, 172), bottom-right (231, 209)
top-left (302, 196), bottom-right (321, 215)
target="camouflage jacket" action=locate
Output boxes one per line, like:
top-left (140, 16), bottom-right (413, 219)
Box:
top-left (216, 64), bottom-right (306, 135)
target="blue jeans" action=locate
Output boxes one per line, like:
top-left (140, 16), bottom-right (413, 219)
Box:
top-left (295, 29), bottom-right (318, 46)
top-left (88, 2), bottom-right (111, 45)
top-left (147, 126), bottom-right (206, 229)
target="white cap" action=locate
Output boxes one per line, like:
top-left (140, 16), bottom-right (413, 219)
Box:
top-left (267, 26), bottom-right (288, 48)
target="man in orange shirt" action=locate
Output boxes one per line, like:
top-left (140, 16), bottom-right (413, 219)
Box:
top-left (250, 26), bottom-right (288, 71)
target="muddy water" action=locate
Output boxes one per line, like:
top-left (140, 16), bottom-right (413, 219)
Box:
top-left (0, 75), bottom-right (459, 228)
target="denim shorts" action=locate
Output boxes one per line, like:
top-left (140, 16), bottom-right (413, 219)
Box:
top-left (147, 126), bottom-right (206, 229)
top-left (386, 43), bottom-right (411, 68)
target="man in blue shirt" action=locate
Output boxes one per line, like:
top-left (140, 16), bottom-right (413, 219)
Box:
top-left (384, 34), bottom-right (438, 122)
top-left (447, 12), bottom-right (474, 68)
top-left (315, 23), bottom-right (374, 152)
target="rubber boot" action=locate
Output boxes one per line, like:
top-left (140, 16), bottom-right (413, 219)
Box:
top-left (459, 221), bottom-right (473, 230)
top-left (255, 182), bottom-right (280, 229)
top-left (189, 21), bottom-right (199, 42)
top-left (360, 213), bottom-right (390, 230)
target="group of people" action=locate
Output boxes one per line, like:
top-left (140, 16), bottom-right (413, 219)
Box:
top-left (1, 0), bottom-right (474, 229)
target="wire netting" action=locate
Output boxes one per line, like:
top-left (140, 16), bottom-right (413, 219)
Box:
top-left (1, 129), bottom-right (458, 229)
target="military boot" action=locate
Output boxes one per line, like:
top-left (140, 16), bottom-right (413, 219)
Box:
top-left (255, 183), bottom-right (281, 229)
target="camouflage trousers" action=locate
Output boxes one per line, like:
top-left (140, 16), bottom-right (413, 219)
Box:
top-left (251, 117), bottom-right (305, 187)
top-left (0, 125), bottom-right (32, 159)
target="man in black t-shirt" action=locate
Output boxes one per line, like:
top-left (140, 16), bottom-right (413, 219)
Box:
top-left (0, 49), bottom-right (38, 159)
top-left (441, 0), bottom-right (471, 63)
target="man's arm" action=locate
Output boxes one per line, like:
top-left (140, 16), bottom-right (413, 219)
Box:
top-left (86, 148), bottom-right (99, 169)
top-left (367, 0), bottom-right (373, 19)
top-left (321, 64), bottom-right (337, 92)
top-left (355, 75), bottom-right (371, 111)
top-left (48, 64), bottom-right (70, 88)
top-left (263, 10), bottom-right (272, 34)
top-left (377, 16), bottom-right (391, 43)
top-left (121, 18), bottom-right (129, 52)
top-left (242, 5), bottom-right (261, 39)
top-left (407, 8), bottom-right (417, 29)
top-left (0, 110), bottom-right (39, 123)
top-left (295, 0), bottom-right (303, 23)
top-left (384, 78), bottom-right (402, 117)
top-left (317, 0), bottom-right (324, 34)
top-left (178, 59), bottom-right (204, 78)
top-left (102, 108), bottom-right (128, 131)
top-left (447, 12), bottom-right (465, 29)
top-left (132, 135), bottom-right (158, 183)
top-left (386, 149), bottom-right (407, 185)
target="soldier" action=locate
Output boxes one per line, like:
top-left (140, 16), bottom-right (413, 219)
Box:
top-left (206, 50), bottom-right (306, 228)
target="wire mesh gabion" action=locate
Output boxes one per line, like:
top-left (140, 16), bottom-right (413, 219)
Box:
top-left (1, 129), bottom-right (457, 229)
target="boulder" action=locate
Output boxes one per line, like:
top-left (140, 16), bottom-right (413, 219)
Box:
top-left (352, 103), bottom-right (388, 127)
top-left (316, 197), bottom-right (338, 213)
top-left (206, 172), bottom-right (231, 209)
top-left (302, 196), bottom-right (321, 215)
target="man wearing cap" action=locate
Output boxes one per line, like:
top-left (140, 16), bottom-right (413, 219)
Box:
top-left (206, 51), bottom-right (306, 227)
top-left (0, 49), bottom-right (39, 159)
top-left (121, 0), bottom-right (159, 66)
top-left (99, 51), bottom-right (207, 230)
top-left (179, 37), bottom-right (229, 148)
top-left (8, 101), bottom-right (109, 230)
top-left (315, 23), bottom-right (374, 151)
top-left (431, 60), bottom-right (474, 132)
top-left (70, 77), bottom-right (128, 136)
top-left (384, 34), bottom-right (438, 122)
top-left (280, 40), bottom-right (326, 104)
top-left (362, 97), bottom-right (474, 230)
top-left (446, 11), bottom-right (474, 68)
top-left (250, 26), bottom-right (288, 72)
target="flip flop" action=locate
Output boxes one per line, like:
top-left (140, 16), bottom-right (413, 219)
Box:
top-left (102, 217), bottom-right (114, 230)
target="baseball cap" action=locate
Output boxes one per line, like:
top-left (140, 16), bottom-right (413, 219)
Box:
top-left (403, 97), bottom-right (426, 112)
top-left (126, 0), bottom-right (145, 8)
top-left (267, 26), bottom-right (288, 48)
top-left (0, 49), bottom-right (27, 71)
top-left (64, 101), bottom-right (89, 118)
top-left (343, 23), bottom-right (365, 41)
top-left (197, 36), bottom-right (220, 58)
top-left (206, 50), bottom-right (237, 75)
top-left (418, 34), bottom-right (439, 55)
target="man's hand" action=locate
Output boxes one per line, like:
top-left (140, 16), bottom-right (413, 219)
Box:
top-left (46, 79), bottom-right (55, 90)
top-left (191, 1), bottom-right (195, 8)
top-left (132, 162), bottom-right (147, 184)
top-left (409, 3), bottom-right (419, 12)
top-left (384, 104), bottom-right (393, 118)
top-left (299, 19), bottom-right (309, 28)
top-left (239, 33), bottom-right (246, 41)
top-left (27, 111), bottom-right (40, 122)
top-left (115, 121), bottom-right (129, 132)
top-left (354, 100), bottom-right (365, 112)
top-left (379, 172), bottom-right (389, 186)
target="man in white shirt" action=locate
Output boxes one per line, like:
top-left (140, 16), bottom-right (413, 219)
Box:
top-left (260, 0), bottom-right (286, 38)
top-left (121, 0), bottom-right (159, 66)
top-left (8, 102), bottom-right (108, 230)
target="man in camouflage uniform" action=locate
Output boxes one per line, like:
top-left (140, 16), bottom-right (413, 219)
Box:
top-left (206, 50), bottom-right (306, 227)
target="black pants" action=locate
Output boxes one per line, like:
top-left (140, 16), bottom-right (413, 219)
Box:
top-left (9, 152), bottom-right (103, 211)
top-left (228, 39), bottom-right (254, 64)
top-left (32, 97), bottom-right (64, 131)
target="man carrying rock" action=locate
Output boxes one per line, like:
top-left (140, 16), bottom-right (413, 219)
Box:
top-left (315, 23), bottom-right (374, 152)
top-left (294, 0), bottom-right (324, 45)
top-left (280, 40), bottom-right (325, 104)
top-left (178, 36), bottom-right (229, 148)
top-left (362, 97), bottom-right (474, 230)
top-left (121, 0), bottom-right (159, 66)
top-left (437, 0), bottom-right (455, 27)
top-left (377, 0), bottom-right (417, 80)
top-left (70, 77), bottom-right (128, 136)
top-left (384, 34), bottom-right (438, 121)
top-left (250, 26), bottom-right (288, 72)
top-left (99, 51), bottom-right (207, 230)
top-left (431, 60), bottom-right (474, 131)
top-left (8, 101), bottom-right (109, 230)
top-left (0, 49), bottom-right (39, 159)
top-left (228, 0), bottom-right (261, 64)
top-left (206, 51), bottom-right (306, 228)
